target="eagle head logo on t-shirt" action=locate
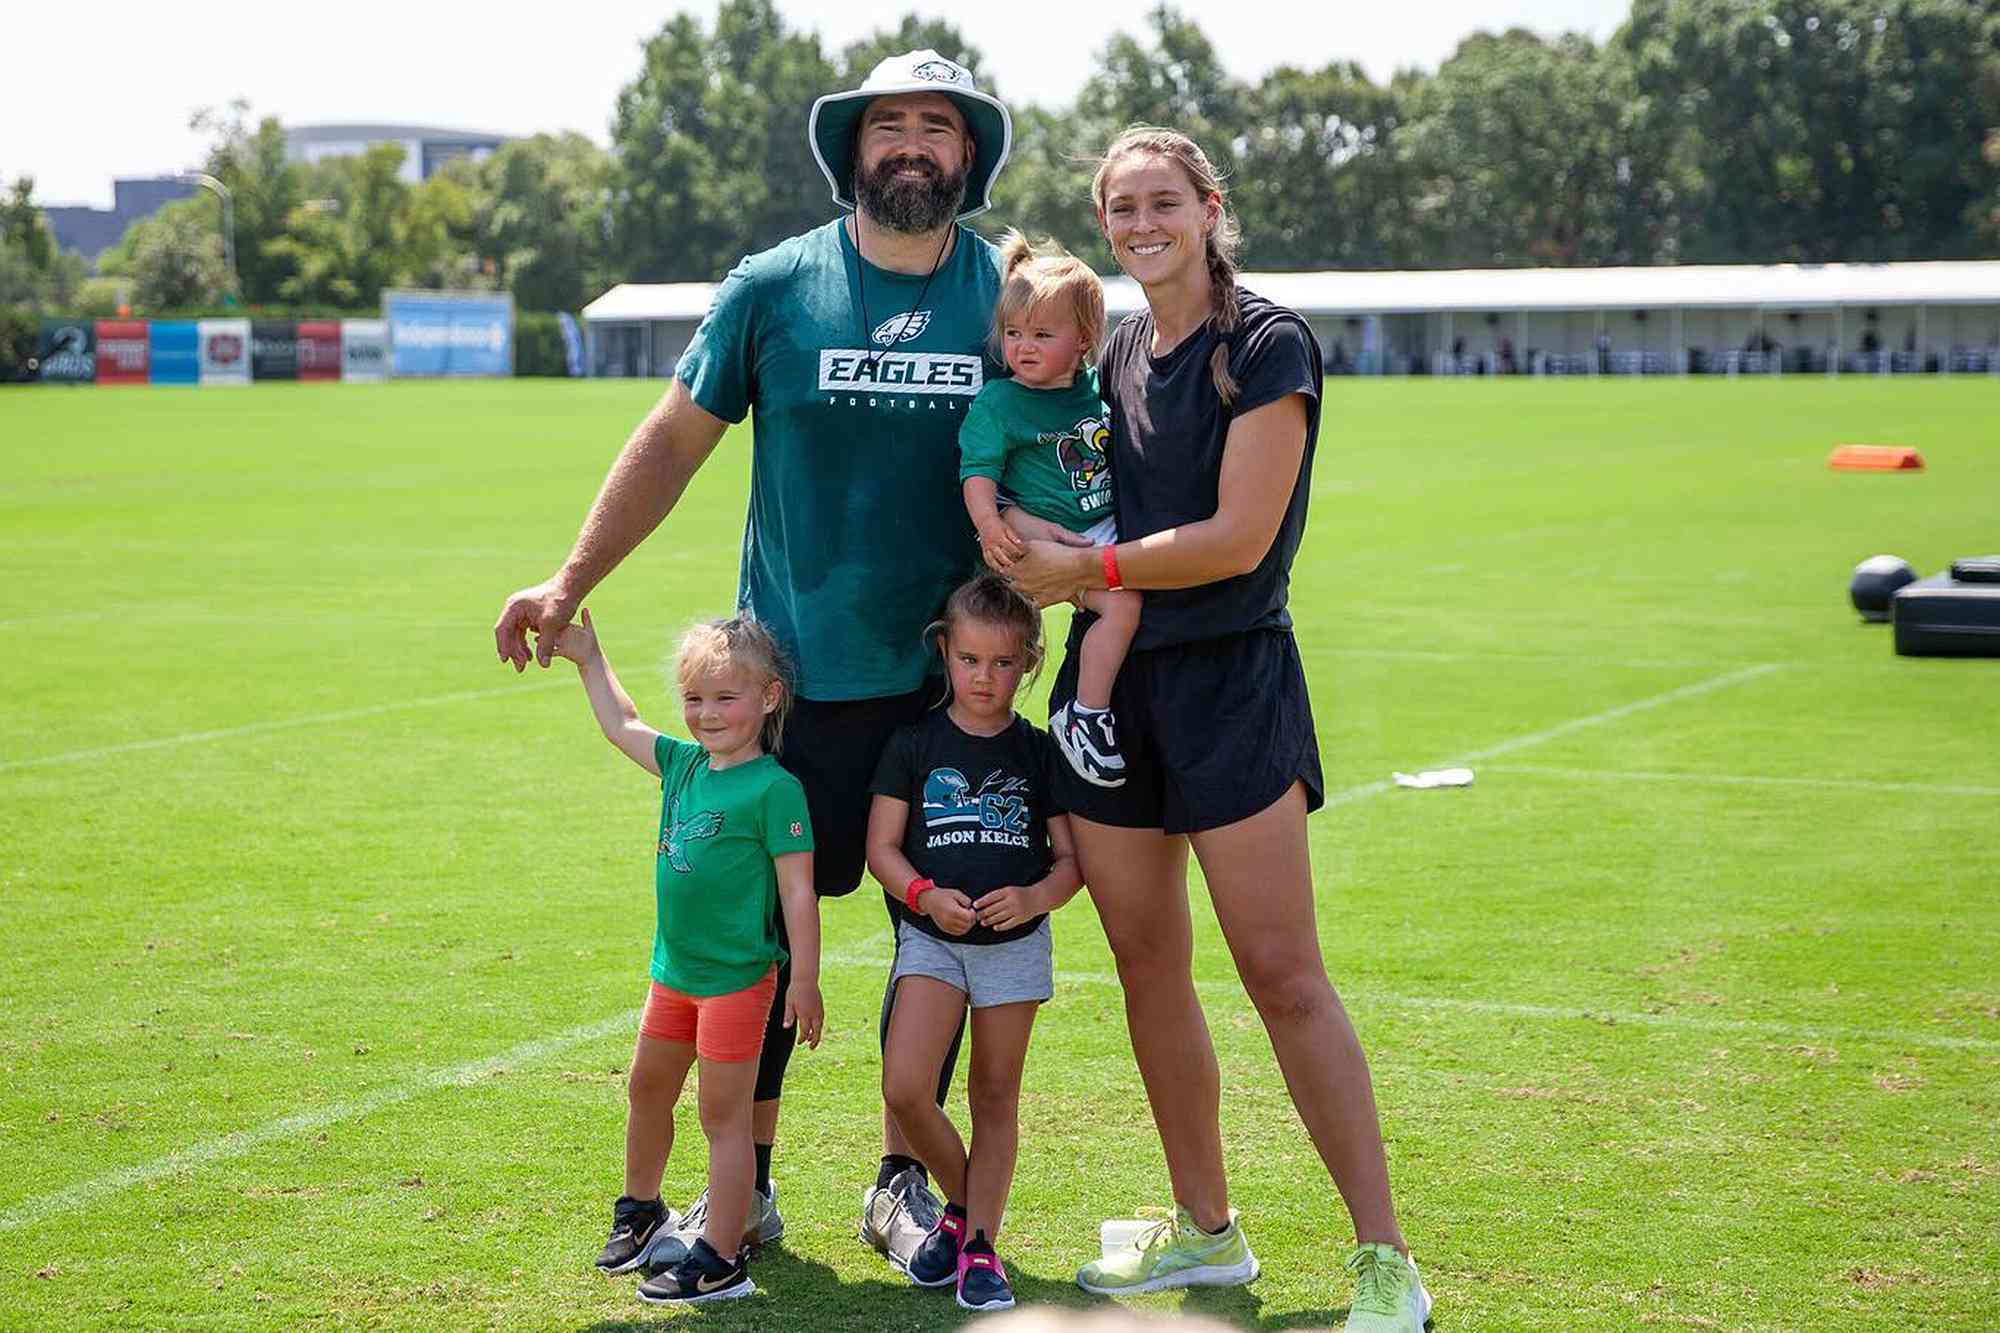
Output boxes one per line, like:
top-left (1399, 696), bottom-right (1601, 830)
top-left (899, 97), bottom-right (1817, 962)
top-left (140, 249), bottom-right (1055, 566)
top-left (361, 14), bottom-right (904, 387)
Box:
top-left (871, 311), bottom-right (932, 346)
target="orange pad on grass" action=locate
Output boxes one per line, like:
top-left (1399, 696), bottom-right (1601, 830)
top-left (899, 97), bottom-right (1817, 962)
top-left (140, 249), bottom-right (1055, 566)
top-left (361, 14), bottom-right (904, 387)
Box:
top-left (1828, 445), bottom-right (1924, 471)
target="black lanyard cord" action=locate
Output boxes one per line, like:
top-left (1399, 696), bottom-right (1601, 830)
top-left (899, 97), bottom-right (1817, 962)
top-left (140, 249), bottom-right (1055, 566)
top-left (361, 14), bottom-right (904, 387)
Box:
top-left (852, 219), bottom-right (953, 375)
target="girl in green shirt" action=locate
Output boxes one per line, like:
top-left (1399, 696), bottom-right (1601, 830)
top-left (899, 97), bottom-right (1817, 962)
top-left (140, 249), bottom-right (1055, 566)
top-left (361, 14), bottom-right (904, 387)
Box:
top-left (553, 611), bottom-right (822, 1305)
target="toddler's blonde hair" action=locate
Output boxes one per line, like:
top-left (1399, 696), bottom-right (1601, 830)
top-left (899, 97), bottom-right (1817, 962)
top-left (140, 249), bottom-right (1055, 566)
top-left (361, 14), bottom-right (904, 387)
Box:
top-left (991, 229), bottom-right (1106, 370)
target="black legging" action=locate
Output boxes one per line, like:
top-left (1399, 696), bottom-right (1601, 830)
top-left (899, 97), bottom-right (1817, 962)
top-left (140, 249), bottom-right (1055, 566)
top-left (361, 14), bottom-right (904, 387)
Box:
top-left (752, 890), bottom-right (965, 1107)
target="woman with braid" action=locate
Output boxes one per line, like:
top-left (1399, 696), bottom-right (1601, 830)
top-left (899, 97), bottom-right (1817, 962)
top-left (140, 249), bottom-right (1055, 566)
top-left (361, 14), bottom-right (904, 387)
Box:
top-left (1002, 128), bottom-right (1432, 1333)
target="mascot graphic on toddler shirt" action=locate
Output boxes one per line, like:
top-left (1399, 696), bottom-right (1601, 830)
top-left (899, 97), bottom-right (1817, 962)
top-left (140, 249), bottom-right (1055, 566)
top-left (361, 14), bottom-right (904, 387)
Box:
top-left (1046, 414), bottom-right (1111, 495)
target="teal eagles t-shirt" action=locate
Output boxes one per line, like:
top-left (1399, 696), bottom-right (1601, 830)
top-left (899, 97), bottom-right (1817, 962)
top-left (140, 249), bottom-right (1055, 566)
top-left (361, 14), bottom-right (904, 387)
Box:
top-left (652, 733), bottom-right (814, 997)
top-left (958, 370), bottom-right (1114, 533)
top-left (677, 219), bottom-right (1003, 700)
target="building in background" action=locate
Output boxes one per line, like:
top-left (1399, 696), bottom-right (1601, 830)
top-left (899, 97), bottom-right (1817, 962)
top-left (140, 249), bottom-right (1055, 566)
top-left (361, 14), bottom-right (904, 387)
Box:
top-left (584, 261), bottom-right (2000, 380)
top-left (44, 177), bottom-right (199, 265)
top-left (283, 124), bottom-right (510, 183)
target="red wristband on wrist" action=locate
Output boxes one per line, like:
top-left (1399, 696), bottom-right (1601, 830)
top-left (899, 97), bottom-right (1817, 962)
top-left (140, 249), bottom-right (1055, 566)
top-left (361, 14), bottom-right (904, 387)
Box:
top-left (905, 877), bottom-right (935, 912)
top-left (1101, 544), bottom-right (1123, 592)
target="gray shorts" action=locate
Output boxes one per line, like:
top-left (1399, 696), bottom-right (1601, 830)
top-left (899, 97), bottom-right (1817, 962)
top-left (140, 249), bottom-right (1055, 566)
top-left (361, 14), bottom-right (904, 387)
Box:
top-left (891, 918), bottom-right (1053, 1008)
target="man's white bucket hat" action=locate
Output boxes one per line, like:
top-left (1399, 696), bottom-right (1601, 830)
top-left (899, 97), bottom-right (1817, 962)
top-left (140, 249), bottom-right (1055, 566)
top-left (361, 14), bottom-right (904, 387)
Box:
top-left (809, 49), bottom-right (1013, 221)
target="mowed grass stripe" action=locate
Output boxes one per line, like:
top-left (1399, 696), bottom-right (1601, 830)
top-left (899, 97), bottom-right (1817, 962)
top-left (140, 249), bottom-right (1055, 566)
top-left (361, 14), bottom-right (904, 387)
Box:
top-left (10, 951), bottom-right (1994, 1237)
top-left (1321, 662), bottom-right (1782, 807)
top-left (0, 679), bottom-right (568, 772)
top-left (1486, 762), bottom-right (2000, 799)
top-left (0, 1010), bottom-right (639, 1234)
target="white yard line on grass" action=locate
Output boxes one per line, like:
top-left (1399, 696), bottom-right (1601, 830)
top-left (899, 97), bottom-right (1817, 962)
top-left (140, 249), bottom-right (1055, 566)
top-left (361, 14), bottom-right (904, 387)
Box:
top-left (0, 1009), bottom-right (636, 1234)
top-left (1306, 645), bottom-right (1757, 672)
top-left (0, 680), bottom-right (569, 774)
top-left (1320, 663), bottom-right (1783, 809)
top-left (1045, 968), bottom-right (2000, 1053)
top-left (1484, 763), bottom-right (2000, 799)
top-left (1361, 991), bottom-right (2000, 1054)
top-left (10, 948), bottom-right (1993, 1233)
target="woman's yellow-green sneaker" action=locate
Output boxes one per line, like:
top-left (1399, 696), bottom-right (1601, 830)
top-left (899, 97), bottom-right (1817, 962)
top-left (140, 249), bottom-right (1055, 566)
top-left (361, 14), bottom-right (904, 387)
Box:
top-left (1340, 1242), bottom-right (1432, 1332)
top-left (1075, 1206), bottom-right (1260, 1295)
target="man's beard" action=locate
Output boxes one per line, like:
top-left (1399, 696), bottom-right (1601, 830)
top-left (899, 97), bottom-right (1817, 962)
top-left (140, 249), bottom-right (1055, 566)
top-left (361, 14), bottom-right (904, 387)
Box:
top-left (854, 154), bottom-right (968, 233)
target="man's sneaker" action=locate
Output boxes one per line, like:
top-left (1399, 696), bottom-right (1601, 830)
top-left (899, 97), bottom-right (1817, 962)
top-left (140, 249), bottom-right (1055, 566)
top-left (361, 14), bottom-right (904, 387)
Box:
top-left (905, 1208), bottom-right (966, 1288)
top-left (638, 1182), bottom-right (782, 1275)
top-left (635, 1237), bottom-right (755, 1305)
top-left (1075, 1206), bottom-right (1259, 1295)
top-left (859, 1165), bottom-right (943, 1274)
top-left (594, 1195), bottom-right (669, 1275)
top-left (957, 1243), bottom-right (1016, 1312)
top-left (1052, 703), bottom-right (1128, 789)
top-left (1340, 1242), bottom-right (1432, 1333)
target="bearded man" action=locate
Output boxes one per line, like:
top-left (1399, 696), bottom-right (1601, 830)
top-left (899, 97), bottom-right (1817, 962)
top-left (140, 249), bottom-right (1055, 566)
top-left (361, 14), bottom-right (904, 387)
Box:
top-left (493, 50), bottom-right (1012, 1281)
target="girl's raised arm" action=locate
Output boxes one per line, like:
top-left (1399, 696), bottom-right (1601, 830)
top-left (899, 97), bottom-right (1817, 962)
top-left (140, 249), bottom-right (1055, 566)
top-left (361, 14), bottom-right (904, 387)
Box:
top-left (551, 609), bottom-right (663, 776)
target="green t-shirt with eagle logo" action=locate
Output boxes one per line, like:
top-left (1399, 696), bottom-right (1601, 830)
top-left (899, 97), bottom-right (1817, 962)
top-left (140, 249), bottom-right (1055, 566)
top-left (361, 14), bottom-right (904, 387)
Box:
top-left (957, 370), bottom-right (1114, 533)
top-left (651, 733), bottom-right (814, 996)
top-left (676, 219), bottom-right (1002, 702)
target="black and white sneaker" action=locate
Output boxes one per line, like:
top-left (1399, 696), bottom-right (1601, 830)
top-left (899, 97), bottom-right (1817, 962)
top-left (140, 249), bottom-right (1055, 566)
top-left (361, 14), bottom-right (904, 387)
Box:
top-left (636, 1237), bottom-right (756, 1304)
top-left (641, 1181), bottom-right (782, 1274)
top-left (594, 1195), bottom-right (669, 1275)
top-left (1052, 703), bottom-right (1128, 789)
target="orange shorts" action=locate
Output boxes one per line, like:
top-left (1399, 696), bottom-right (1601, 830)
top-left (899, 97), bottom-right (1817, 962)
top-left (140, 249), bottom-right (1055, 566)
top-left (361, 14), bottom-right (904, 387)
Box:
top-left (639, 966), bottom-right (778, 1063)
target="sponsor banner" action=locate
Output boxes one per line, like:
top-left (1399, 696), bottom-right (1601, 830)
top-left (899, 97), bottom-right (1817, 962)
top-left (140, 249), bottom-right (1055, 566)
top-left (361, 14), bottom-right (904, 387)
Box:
top-left (340, 319), bottom-right (389, 382)
top-left (383, 290), bottom-right (513, 377)
top-left (557, 312), bottom-right (584, 377)
top-left (150, 320), bottom-right (200, 384)
top-left (199, 318), bottom-right (251, 385)
top-left (297, 320), bottom-right (341, 381)
top-left (95, 319), bottom-right (151, 385)
top-left (251, 320), bottom-right (299, 381)
top-left (37, 318), bottom-right (95, 384)
top-left (816, 348), bottom-right (983, 396)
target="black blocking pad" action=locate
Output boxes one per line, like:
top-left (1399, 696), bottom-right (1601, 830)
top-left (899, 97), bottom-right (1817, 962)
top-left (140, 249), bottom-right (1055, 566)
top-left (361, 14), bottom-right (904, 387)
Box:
top-left (1893, 574), bottom-right (2000, 658)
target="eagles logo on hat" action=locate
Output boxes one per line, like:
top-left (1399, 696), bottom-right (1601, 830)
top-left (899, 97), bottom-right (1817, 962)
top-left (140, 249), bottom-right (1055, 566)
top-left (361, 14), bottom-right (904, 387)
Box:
top-left (808, 49), bottom-right (1013, 221)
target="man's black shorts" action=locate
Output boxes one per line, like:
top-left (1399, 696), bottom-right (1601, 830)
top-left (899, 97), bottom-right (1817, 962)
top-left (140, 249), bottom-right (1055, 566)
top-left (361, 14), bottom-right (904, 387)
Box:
top-left (1047, 623), bottom-right (1324, 834)
top-left (774, 683), bottom-right (937, 897)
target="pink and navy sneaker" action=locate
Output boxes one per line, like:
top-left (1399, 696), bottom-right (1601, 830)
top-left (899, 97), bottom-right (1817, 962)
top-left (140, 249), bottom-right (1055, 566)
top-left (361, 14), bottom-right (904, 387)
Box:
top-left (906, 1206), bottom-right (965, 1288)
top-left (956, 1238), bottom-right (1015, 1312)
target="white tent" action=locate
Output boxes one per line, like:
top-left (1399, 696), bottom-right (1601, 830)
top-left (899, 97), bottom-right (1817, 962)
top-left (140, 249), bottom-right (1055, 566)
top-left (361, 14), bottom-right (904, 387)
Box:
top-left (582, 260), bottom-right (2000, 378)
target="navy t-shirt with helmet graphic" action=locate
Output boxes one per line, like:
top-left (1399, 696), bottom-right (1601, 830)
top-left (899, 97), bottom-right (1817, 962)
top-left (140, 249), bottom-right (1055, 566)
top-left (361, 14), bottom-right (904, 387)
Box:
top-left (869, 708), bottom-right (1068, 945)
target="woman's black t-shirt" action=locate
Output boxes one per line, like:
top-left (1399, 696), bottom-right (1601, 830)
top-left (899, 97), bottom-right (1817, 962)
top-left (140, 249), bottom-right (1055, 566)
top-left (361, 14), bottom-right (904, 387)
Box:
top-left (1098, 286), bottom-right (1322, 651)
top-left (868, 709), bottom-right (1067, 945)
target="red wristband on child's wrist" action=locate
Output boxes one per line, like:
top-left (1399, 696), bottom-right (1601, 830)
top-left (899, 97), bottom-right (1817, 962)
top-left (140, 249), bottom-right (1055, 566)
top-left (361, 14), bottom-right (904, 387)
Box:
top-left (905, 877), bottom-right (935, 912)
top-left (1101, 544), bottom-right (1124, 592)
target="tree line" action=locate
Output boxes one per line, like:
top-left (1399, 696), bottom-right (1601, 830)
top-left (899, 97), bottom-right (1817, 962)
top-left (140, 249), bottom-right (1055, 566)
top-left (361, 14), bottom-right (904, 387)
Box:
top-left (5, 0), bottom-right (1997, 318)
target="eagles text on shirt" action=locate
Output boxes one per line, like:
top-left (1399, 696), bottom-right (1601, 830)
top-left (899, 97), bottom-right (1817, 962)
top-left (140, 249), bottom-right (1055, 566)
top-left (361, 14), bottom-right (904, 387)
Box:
top-left (818, 309), bottom-right (984, 411)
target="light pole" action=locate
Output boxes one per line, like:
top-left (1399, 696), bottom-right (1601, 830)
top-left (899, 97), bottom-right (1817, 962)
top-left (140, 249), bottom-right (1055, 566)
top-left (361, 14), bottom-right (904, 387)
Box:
top-left (179, 172), bottom-right (236, 295)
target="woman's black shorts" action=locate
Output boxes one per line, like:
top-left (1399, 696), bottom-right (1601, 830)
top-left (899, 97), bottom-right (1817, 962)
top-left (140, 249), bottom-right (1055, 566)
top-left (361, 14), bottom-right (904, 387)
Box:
top-left (1047, 621), bottom-right (1325, 834)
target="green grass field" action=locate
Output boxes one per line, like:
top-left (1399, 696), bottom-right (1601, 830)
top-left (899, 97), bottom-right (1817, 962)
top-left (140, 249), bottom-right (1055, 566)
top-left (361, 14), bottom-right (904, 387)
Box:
top-left (2, 377), bottom-right (1996, 1331)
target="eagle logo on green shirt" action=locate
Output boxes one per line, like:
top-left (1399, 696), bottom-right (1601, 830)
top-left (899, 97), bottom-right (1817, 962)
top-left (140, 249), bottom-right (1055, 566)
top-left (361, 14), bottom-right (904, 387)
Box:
top-left (659, 797), bottom-right (725, 874)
